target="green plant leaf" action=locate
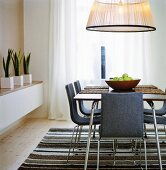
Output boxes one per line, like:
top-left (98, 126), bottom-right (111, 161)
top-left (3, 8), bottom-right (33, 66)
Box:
top-left (23, 52), bottom-right (31, 74)
top-left (2, 49), bottom-right (13, 77)
top-left (12, 51), bottom-right (21, 76)
top-left (3, 58), bottom-right (6, 73)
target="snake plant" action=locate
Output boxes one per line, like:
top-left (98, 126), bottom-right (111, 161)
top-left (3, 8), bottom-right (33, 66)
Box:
top-left (23, 53), bottom-right (31, 74)
top-left (3, 49), bottom-right (13, 77)
top-left (12, 50), bottom-right (23, 76)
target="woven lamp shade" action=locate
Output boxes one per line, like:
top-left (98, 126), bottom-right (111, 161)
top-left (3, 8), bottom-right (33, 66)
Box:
top-left (86, 0), bottom-right (156, 32)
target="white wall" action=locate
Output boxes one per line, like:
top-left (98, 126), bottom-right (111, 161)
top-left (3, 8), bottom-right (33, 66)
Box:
top-left (0, 0), bottom-right (24, 76)
top-left (0, 0), bottom-right (49, 118)
top-left (24, 0), bottom-right (49, 118)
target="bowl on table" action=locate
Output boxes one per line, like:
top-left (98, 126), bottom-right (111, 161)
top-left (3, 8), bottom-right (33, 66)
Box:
top-left (105, 79), bottom-right (141, 91)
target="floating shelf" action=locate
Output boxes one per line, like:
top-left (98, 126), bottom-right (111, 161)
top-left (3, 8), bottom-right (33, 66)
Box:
top-left (0, 81), bottom-right (43, 133)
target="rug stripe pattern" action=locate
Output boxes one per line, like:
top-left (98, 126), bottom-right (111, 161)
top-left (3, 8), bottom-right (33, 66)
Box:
top-left (18, 128), bottom-right (166, 170)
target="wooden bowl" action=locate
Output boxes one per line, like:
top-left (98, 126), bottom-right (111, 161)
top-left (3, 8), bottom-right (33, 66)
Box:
top-left (105, 79), bottom-right (141, 91)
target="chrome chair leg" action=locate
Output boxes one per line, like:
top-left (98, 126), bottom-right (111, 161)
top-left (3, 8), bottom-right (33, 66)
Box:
top-left (134, 139), bottom-right (138, 154)
top-left (148, 101), bottom-right (163, 170)
top-left (76, 125), bottom-right (83, 149)
top-left (93, 125), bottom-right (96, 138)
top-left (144, 138), bottom-right (147, 170)
top-left (97, 138), bottom-right (100, 170)
top-left (132, 139), bottom-right (135, 153)
top-left (144, 123), bottom-right (147, 138)
top-left (133, 139), bottom-right (138, 165)
top-left (73, 125), bottom-right (79, 152)
top-left (84, 101), bottom-right (97, 170)
top-left (67, 125), bottom-right (78, 163)
top-left (164, 125), bottom-right (166, 135)
top-left (113, 139), bottom-right (116, 165)
top-left (78, 125), bottom-right (83, 141)
top-left (139, 139), bottom-right (142, 166)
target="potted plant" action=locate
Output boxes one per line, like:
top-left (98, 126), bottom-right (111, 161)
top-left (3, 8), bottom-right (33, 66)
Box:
top-left (12, 50), bottom-right (23, 86)
top-left (1, 49), bottom-right (14, 89)
top-left (23, 52), bottom-right (32, 84)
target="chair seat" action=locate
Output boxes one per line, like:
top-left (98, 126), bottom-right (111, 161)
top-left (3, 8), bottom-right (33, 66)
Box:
top-left (81, 108), bottom-right (101, 116)
top-left (144, 114), bottom-right (166, 124)
top-left (144, 108), bottom-right (166, 116)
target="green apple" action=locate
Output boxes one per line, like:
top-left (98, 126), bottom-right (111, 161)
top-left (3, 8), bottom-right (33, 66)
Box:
top-left (113, 77), bottom-right (119, 81)
top-left (112, 74), bottom-right (134, 81)
top-left (123, 76), bottom-right (130, 81)
top-left (123, 76), bottom-right (132, 81)
top-left (118, 77), bottom-right (123, 81)
top-left (122, 73), bottom-right (128, 78)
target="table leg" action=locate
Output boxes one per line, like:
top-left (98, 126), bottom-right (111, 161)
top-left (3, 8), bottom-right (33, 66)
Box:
top-left (84, 101), bottom-right (97, 170)
top-left (147, 101), bottom-right (162, 170)
top-left (93, 101), bottom-right (99, 138)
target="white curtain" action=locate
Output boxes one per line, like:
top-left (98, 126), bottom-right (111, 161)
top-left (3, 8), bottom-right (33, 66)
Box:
top-left (48, 0), bottom-right (153, 120)
top-left (48, 0), bottom-right (77, 120)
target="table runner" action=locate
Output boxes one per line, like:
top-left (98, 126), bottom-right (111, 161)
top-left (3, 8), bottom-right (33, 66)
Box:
top-left (80, 85), bottom-right (165, 95)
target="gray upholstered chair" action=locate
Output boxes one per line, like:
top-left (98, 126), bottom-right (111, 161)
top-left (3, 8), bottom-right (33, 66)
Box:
top-left (144, 89), bottom-right (166, 135)
top-left (97, 92), bottom-right (147, 170)
top-left (144, 114), bottom-right (166, 136)
top-left (65, 83), bottom-right (100, 162)
top-left (144, 89), bottom-right (166, 116)
top-left (74, 80), bottom-right (101, 138)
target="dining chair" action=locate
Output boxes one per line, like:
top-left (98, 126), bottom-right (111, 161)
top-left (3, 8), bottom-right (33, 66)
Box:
top-left (65, 83), bottom-right (100, 162)
top-left (74, 80), bottom-right (101, 139)
top-left (144, 89), bottom-right (166, 136)
top-left (74, 80), bottom-right (101, 116)
top-left (144, 114), bottom-right (166, 135)
top-left (144, 89), bottom-right (166, 116)
top-left (97, 92), bottom-right (147, 170)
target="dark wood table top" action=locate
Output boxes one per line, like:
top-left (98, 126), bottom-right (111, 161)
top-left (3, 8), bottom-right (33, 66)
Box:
top-left (74, 85), bottom-right (166, 101)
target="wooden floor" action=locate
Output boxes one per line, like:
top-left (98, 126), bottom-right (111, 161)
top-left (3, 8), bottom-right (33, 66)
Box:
top-left (0, 118), bottom-right (75, 170)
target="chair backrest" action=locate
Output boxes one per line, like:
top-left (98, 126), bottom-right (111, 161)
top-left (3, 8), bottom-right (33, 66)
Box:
top-left (74, 80), bottom-right (88, 114)
top-left (65, 83), bottom-right (81, 124)
top-left (74, 80), bottom-right (81, 94)
top-left (158, 88), bottom-right (166, 115)
top-left (101, 92), bottom-right (144, 138)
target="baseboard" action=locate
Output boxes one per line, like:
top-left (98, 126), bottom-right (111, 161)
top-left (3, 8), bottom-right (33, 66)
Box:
top-left (0, 116), bottom-right (28, 139)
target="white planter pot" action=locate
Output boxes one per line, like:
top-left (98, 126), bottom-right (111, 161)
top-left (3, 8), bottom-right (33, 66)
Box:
top-left (14, 75), bottom-right (24, 86)
top-left (1, 77), bottom-right (14, 89)
top-left (23, 74), bottom-right (32, 84)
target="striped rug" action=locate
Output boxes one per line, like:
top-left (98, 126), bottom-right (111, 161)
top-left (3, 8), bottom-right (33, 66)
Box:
top-left (18, 128), bottom-right (166, 170)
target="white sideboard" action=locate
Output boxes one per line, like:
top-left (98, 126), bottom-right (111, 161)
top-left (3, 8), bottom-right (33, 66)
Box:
top-left (0, 81), bottom-right (43, 132)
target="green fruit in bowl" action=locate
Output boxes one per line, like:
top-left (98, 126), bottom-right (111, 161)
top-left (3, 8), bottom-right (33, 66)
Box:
top-left (118, 77), bottom-right (123, 81)
top-left (122, 73), bottom-right (128, 78)
top-left (113, 77), bottom-right (119, 81)
top-left (123, 76), bottom-right (133, 81)
top-left (112, 73), bottom-right (134, 81)
top-left (123, 76), bottom-right (130, 81)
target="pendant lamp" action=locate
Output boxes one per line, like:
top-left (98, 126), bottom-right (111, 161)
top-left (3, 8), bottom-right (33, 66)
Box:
top-left (86, 0), bottom-right (156, 32)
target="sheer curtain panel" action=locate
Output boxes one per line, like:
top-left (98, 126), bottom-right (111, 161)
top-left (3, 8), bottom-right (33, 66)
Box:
top-left (48, 0), bottom-right (77, 120)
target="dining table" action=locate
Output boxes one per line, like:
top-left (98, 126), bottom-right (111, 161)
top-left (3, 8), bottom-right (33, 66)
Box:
top-left (74, 84), bottom-right (166, 170)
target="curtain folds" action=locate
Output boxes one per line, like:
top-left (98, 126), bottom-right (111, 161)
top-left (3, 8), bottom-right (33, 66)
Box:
top-left (48, 0), bottom-right (77, 120)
